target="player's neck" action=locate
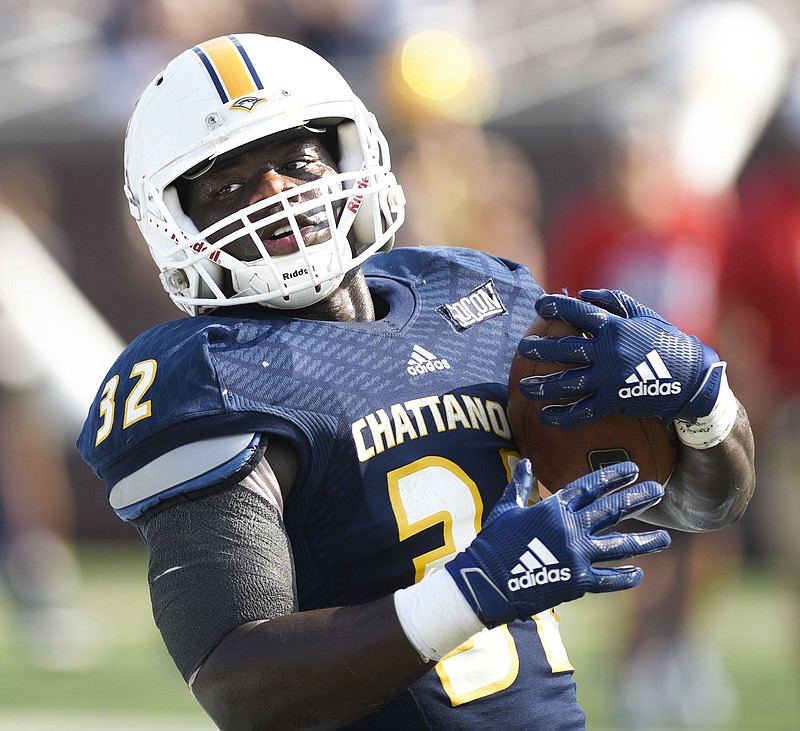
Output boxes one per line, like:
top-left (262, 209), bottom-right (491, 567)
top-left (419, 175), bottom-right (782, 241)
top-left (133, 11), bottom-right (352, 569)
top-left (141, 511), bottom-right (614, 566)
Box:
top-left (292, 270), bottom-right (376, 323)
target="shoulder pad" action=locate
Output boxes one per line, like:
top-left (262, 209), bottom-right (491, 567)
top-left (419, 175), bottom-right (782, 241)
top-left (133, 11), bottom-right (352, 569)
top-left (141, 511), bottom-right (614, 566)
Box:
top-left (109, 432), bottom-right (260, 520)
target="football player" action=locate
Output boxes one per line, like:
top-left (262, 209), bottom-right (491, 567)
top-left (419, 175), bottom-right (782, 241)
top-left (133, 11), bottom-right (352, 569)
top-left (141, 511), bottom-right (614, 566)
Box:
top-left (77, 34), bottom-right (755, 730)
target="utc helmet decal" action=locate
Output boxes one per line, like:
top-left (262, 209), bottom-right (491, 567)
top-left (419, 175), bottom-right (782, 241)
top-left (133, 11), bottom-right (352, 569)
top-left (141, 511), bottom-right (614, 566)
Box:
top-left (192, 35), bottom-right (264, 103)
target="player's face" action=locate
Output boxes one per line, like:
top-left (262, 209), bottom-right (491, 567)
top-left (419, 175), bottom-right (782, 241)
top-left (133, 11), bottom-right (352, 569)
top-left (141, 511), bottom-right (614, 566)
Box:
top-left (183, 134), bottom-right (341, 261)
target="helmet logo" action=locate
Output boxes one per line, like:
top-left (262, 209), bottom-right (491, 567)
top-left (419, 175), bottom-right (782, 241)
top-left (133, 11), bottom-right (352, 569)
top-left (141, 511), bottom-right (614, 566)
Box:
top-left (345, 176), bottom-right (369, 214)
top-left (230, 96), bottom-right (267, 112)
top-left (190, 240), bottom-right (221, 263)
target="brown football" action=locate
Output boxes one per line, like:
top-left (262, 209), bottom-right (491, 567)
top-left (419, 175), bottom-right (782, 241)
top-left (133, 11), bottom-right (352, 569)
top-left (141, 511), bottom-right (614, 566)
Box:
top-left (508, 315), bottom-right (678, 492)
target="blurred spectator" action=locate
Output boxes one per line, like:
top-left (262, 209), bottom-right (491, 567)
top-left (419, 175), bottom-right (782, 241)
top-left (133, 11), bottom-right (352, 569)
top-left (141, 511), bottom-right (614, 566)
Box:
top-left (545, 121), bottom-right (742, 728)
top-left (395, 117), bottom-right (545, 276)
top-left (0, 157), bottom-right (96, 670)
top-left (254, 0), bottom-right (395, 58)
top-left (247, 0), bottom-right (400, 115)
top-left (385, 26), bottom-right (545, 275)
top-left (95, 0), bottom-right (255, 127)
top-left (101, 0), bottom-right (252, 58)
top-left (546, 120), bottom-right (736, 342)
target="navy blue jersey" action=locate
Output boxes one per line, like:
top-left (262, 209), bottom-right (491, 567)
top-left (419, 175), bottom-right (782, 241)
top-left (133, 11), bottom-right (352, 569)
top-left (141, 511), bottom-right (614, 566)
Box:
top-left (78, 246), bottom-right (585, 729)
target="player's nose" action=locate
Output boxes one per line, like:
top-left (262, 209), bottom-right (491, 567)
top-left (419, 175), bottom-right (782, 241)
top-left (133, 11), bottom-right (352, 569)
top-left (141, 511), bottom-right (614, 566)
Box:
top-left (249, 170), bottom-right (299, 205)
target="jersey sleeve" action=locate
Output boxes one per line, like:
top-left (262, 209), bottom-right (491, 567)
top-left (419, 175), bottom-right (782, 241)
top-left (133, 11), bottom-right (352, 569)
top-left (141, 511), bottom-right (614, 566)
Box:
top-left (76, 315), bottom-right (315, 521)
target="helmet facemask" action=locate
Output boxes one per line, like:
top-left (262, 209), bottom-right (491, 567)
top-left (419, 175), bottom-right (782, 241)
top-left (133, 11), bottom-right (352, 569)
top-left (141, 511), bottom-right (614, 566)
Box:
top-left (154, 120), bottom-right (401, 312)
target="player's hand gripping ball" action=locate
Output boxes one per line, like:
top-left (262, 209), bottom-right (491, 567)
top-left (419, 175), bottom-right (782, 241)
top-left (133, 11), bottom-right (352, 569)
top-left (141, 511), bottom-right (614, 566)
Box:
top-left (508, 290), bottom-right (683, 492)
top-left (445, 459), bottom-right (671, 628)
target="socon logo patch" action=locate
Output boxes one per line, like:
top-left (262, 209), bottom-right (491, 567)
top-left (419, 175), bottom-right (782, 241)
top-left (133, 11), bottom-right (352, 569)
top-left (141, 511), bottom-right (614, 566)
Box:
top-left (438, 279), bottom-right (507, 332)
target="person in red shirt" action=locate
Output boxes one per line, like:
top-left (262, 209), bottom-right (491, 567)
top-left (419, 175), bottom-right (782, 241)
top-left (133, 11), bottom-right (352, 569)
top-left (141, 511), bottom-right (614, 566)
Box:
top-left (546, 124), bottom-right (743, 728)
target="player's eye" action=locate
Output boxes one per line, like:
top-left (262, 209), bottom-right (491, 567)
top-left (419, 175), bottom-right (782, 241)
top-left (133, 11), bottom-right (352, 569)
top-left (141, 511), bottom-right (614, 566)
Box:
top-left (214, 181), bottom-right (243, 198)
top-left (283, 158), bottom-right (312, 173)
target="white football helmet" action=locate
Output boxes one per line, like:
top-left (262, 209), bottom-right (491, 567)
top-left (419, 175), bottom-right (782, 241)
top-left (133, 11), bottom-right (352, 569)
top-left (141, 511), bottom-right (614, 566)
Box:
top-left (124, 34), bottom-right (405, 315)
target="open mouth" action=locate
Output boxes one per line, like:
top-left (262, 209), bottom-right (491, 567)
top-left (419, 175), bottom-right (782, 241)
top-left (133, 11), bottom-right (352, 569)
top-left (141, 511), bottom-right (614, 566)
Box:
top-left (267, 224), bottom-right (294, 240)
top-left (258, 215), bottom-right (331, 256)
top-left (260, 222), bottom-right (306, 256)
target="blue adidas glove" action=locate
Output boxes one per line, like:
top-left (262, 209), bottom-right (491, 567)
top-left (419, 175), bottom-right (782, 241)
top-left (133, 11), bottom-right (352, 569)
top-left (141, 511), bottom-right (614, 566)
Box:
top-left (445, 459), bottom-right (670, 628)
top-left (517, 289), bottom-right (726, 427)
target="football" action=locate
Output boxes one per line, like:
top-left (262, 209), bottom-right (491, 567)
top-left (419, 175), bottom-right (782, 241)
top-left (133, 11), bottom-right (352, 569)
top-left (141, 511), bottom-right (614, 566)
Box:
top-left (507, 315), bottom-right (678, 493)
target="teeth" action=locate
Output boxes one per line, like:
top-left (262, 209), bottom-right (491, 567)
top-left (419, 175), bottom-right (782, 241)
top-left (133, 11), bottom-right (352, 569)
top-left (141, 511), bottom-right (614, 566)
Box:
top-left (270, 225), bottom-right (292, 239)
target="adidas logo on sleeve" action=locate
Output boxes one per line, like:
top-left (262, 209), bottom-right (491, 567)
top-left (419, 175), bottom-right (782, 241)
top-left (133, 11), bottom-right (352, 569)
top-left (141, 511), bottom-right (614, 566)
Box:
top-left (507, 538), bottom-right (571, 591)
top-left (618, 349), bottom-right (682, 399)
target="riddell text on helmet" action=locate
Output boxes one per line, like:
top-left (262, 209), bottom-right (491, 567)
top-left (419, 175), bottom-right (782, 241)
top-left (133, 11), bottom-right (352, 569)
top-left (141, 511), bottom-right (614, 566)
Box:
top-left (618, 381), bottom-right (682, 399)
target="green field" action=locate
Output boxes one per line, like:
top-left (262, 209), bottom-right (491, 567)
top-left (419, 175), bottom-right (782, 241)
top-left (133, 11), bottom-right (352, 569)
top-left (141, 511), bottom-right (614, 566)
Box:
top-left (0, 543), bottom-right (213, 730)
top-left (0, 544), bottom-right (796, 730)
top-left (559, 567), bottom-right (800, 730)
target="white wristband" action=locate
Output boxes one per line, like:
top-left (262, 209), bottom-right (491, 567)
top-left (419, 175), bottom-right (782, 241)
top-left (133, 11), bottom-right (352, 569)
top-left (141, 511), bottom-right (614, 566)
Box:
top-left (393, 568), bottom-right (485, 662)
top-left (674, 369), bottom-right (738, 449)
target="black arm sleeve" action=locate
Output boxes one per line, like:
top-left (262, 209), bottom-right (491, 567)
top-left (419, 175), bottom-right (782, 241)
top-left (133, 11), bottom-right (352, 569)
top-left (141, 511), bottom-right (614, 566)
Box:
top-left (132, 484), bottom-right (297, 681)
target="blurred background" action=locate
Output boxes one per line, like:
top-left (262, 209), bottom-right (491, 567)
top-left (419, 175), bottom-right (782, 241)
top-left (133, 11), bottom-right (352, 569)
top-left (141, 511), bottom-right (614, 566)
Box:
top-left (0, 0), bottom-right (798, 729)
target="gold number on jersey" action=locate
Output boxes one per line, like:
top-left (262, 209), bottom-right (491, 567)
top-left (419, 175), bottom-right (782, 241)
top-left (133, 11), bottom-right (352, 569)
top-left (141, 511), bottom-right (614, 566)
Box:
top-left (534, 609), bottom-right (573, 673)
top-left (387, 454), bottom-right (571, 706)
top-left (95, 375), bottom-right (120, 446)
top-left (94, 359), bottom-right (158, 446)
top-left (388, 456), bottom-right (483, 583)
top-left (123, 359), bottom-right (157, 428)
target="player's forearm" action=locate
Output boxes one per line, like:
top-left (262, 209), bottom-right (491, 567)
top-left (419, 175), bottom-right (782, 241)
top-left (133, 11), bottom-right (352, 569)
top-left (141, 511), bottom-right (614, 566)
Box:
top-left (192, 595), bottom-right (432, 731)
top-left (645, 401), bottom-right (755, 531)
